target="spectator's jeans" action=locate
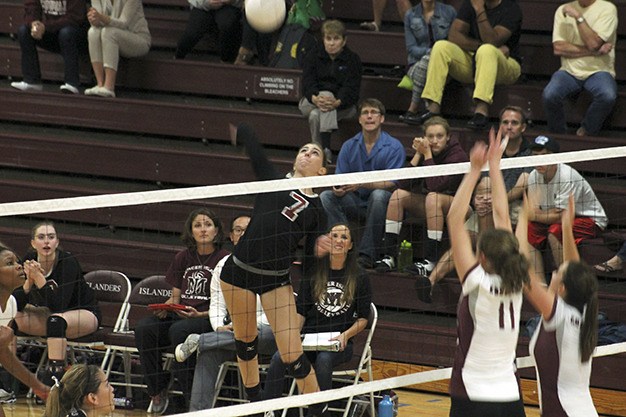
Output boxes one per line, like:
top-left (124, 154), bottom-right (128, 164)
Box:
top-left (421, 40), bottom-right (520, 107)
top-left (263, 345), bottom-right (354, 404)
top-left (17, 23), bottom-right (87, 86)
top-left (542, 70), bottom-right (617, 135)
top-left (320, 189), bottom-right (391, 260)
top-left (189, 324), bottom-right (277, 411)
top-left (617, 241), bottom-right (626, 262)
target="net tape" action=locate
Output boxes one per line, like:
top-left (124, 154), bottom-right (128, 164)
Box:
top-left (0, 146), bottom-right (624, 217)
top-left (178, 342), bottom-right (626, 417)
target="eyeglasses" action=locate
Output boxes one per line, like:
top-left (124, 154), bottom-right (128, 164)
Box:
top-left (360, 110), bottom-right (382, 116)
top-left (232, 227), bottom-right (246, 234)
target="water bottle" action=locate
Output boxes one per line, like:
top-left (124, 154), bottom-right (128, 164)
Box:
top-left (113, 397), bottom-right (134, 410)
top-left (378, 394), bottom-right (393, 417)
top-left (397, 240), bottom-right (413, 271)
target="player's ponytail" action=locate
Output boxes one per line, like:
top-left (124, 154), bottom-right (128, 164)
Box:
top-left (562, 261), bottom-right (598, 362)
top-left (478, 229), bottom-right (529, 294)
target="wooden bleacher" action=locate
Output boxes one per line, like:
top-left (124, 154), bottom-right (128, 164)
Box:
top-left (0, 0), bottom-right (625, 410)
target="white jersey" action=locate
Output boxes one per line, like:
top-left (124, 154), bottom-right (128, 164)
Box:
top-left (0, 295), bottom-right (17, 326)
top-left (529, 297), bottom-right (598, 417)
top-left (450, 264), bottom-right (523, 402)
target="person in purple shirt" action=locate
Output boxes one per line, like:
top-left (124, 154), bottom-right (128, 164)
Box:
top-left (134, 208), bottom-right (229, 414)
top-left (320, 98), bottom-right (406, 269)
top-left (375, 117), bottom-right (468, 301)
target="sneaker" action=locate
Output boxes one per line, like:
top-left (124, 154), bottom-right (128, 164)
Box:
top-left (92, 87), bottom-right (116, 98)
top-left (84, 85), bottom-right (102, 96)
top-left (10, 81), bottom-right (43, 91)
top-left (323, 148), bottom-right (333, 165)
top-left (405, 258), bottom-right (435, 276)
top-left (59, 83), bottom-right (79, 94)
top-left (415, 275), bottom-right (433, 304)
top-left (467, 113), bottom-right (489, 130)
top-left (175, 333), bottom-right (200, 362)
top-left (357, 255), bottom-right (374, 269)
top-left (0, 389), bottom-right (15, 404)
top-left (375, 255), bottom-right (396, 272)
top-left (148, 392), bottom-right (169, 415)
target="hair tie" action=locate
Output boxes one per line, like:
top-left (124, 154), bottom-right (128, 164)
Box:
top-left (51, 375), bottom-right (62, 391)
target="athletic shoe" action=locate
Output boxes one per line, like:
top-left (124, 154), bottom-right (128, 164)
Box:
top-left (148, 392), bottom-right (169, 415)
top-left (93, 87), bottom-right (115, 98)
top-left (375, 255), bottom-right (396, 272)
top-left (405, 258), bottom-right (435, 276)
top-left (175, 333), bottom-right (200, 362)
top-left (10, 81), bottom-right (43, 91)
top-left (59, 83), bottom-right (79, 94)
top-left (0, 389), bottom-right (15, 404)
top-left (84, 85), bottom-right (102, 96)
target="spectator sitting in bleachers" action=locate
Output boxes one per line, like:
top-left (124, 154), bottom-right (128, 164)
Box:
top-left (11, 0), bottom-right (88, 94)
top-left (375, 116), bottom-right (467, 304)
top-left (234, 14), bottom-right (276, 66)
top-left (221, 215), bottom-right (250, 252)
top-left (360, 0), bottom-right (413, 32)
top-left (399, 0), bottom-right (457, 125)
top-left (594, 241), bottom-right (625, 273)
top-left (134, 208), bottom-right (229, 414)
top-left (542, 0), bottom-right (618, 137)
top-left (299, 19), bottom-right (362, 163)
top-left (320, 98), bottom-right (406, 270)
top-left (84, 0), bottom-right (151, 98)
top-left (526, 135), bottom-right (608, 280)
top-left (175, 0), bottom-right (242, 64)
top-left (13, 221), bottom-right (100, 388)
top-left (180, 255), bottom-right (276, 411)
top-left (262, 223), bottom-right (371, 415)
top-left (416, 0), bottom-right (523, 130)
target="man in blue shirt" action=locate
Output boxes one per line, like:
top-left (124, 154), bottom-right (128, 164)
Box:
top-left (320, 98), bottom-right (406, 268)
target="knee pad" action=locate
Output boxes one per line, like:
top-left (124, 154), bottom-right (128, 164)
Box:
top-left (235, 336), bottom-right (258, 361)
top-left (285, 353), bottom-right (312, 380)
top-left (46, 316), bottom-right (68, 339)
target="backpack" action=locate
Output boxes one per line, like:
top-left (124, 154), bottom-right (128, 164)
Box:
top-left (270, 23), bottom-right (317, 69)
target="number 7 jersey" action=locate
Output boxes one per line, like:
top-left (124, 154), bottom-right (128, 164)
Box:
top-left (450, 263), bottom-right (524, 402)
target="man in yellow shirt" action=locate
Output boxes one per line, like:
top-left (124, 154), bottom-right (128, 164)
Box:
top-left (542, 0), bottom-right (618, 136)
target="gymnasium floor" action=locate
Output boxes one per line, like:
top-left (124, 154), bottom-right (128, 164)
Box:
top-left (2, 390), bottom-right (546, 417)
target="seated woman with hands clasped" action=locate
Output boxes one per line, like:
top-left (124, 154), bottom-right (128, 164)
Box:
top-left (263, 223), bottom-right (372, 416)
top-left (85, 0), bottom-right (151, 97)
top-left (14, 222), bottom-right (100, 387)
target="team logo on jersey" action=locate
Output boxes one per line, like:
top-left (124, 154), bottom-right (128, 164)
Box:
top-left (281, 191), bottom-right (309, 222)
top-left (184, 266), bottom-right (211, 299)
top-left (316, 281), bottom-right (350, 318)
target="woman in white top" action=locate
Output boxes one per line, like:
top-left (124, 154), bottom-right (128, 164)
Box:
top-left (518, 194), bottom-right (599, 417)
top-left (85, 0), bottom-right (151, 97)
top-left (447, 130), bottom-right (528, 417)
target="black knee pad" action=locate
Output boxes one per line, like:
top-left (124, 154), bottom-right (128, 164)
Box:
top-left (235, 336), bottom-right (258, 361)
top-left (46, 316), bottom-right (68, 338)
top-left (285, 353), bottom-right (311, 380)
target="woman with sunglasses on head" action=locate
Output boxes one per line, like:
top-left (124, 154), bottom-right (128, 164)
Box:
top-left (219, 123), bottom-right (329, 416)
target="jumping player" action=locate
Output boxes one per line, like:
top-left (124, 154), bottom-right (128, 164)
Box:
top-left (446, 129), bottom-right (528, 417)
top-left (219, 124), bottom-right (328, 415)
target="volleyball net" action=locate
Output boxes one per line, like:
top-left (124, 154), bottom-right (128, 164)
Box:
top-left (0, 143), bottom-right (625, 416)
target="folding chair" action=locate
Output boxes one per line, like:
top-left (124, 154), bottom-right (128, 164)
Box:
top-left (103, 275), bottom-right (175, 400)
top-left (21, 270), bottom-right (131, 396)
top-left (281, 303), bottom-right (378, 417)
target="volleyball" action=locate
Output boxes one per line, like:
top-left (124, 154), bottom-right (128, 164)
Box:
top-left (245, 0), bottom-right (286, 33)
